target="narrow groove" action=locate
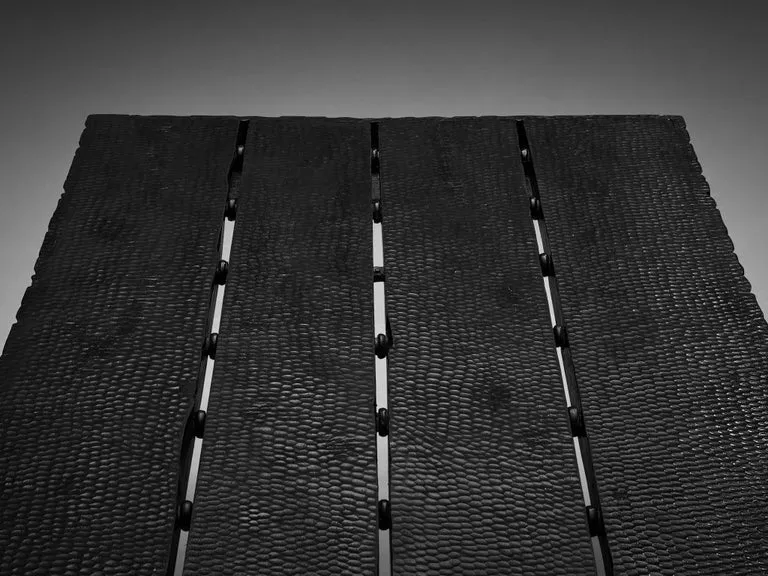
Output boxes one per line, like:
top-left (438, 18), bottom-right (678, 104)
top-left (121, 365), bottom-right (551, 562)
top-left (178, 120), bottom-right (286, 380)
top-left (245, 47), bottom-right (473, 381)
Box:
top-left (372, 122), bottom-right (392, 576)
top-left (166, 120), bottom-right (249, 576)
top-left (516, 120), bottom-right (613, 575)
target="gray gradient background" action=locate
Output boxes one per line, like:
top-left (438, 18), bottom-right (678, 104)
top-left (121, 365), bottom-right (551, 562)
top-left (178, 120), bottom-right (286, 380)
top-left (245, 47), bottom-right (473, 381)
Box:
top-left (1, 0), bottom-right (766, 350)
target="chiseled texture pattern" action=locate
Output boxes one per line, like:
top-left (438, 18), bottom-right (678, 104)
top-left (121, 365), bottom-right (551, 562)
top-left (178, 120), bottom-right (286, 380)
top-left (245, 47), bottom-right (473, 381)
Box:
top-left (0, 116), bottom-right (239, 574)
top-left (526, 115), bottom-right (768, 574)
top-left (185, 118), bottom-right (377, 575)
top-left (380, 118), bottom-right (595, 575)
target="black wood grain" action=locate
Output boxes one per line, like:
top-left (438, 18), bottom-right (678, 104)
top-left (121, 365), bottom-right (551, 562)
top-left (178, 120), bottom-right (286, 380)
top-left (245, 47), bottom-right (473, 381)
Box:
top-left (3, 115), bottom-right (766, 575)
top-left (380, 117), bottom-right (595, 575)
top-left (526, 115), bottom-right (768, 574)
top-left (184, 118), bottom-right (377, 575)
top-left (0, 115), bottom-right (240, 574)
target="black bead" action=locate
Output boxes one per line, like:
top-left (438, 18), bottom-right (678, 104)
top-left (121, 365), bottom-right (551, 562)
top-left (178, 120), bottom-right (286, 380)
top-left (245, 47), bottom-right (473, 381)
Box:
top-left (586, 505), bottom-right (602, 537)
top-left (372, 200), bottom-right (382, 223)
top-left (377, 408), bottom-right (390, 437)
top-left (568, 407), bottom-right (586, 437)
top-left (177, 500), bottom-right (193, 531)
top-left (375, 333), bottom-right (390, 359)
top-left (539, 253), bottom-right (555, 277)
top-left (378, 499), bottom-right (391, 530)
top-left (214, 260), bottom-right (229, 285)
top-left (193, 410), bottom-right (207, 438)
top-left (553, 324), bottom-right (569, 348)
top-left (203, 333), bottom-right (218, 359)
top-left (373, 266), bottom-right (385, 282)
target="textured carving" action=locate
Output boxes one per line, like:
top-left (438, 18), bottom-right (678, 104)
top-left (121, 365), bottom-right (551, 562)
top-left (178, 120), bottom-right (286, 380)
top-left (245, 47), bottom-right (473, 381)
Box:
top-left (380, 118), bottom-right (595, 575)
top-left (184, 118), bottom-right (377, 575)
top-left (526, 115), bottom-right (768, 575)
top-left (3, 115), bottom-right (767, 576)
top-left (0, 115), bottom-right (240, 574)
